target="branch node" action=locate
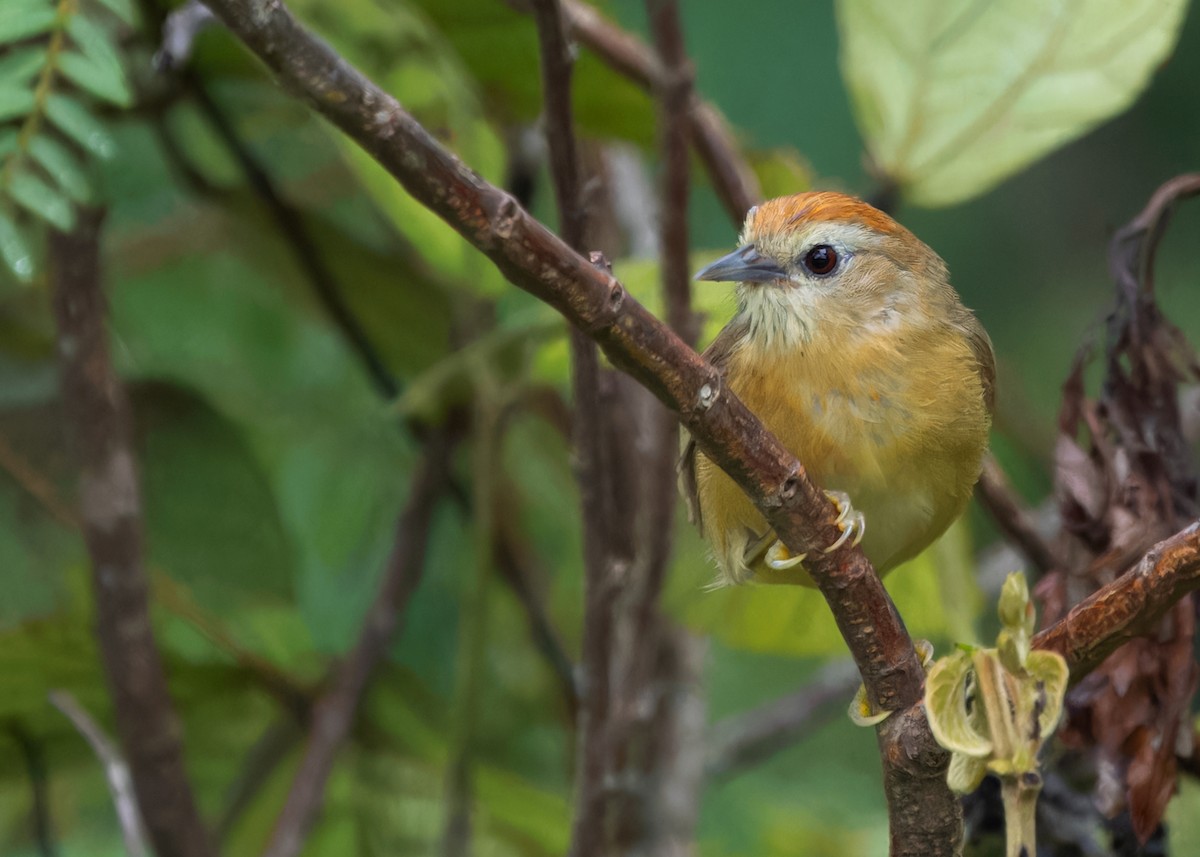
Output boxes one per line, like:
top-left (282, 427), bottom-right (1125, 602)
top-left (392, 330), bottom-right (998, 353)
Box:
top-left (489, 192), bottom-right (520, 239)
top-left (695, 379), bottom-right (719, 412)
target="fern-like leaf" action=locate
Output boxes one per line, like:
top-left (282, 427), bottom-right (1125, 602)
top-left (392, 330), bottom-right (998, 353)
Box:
top-left (0, 0), bottom-right (132, 284)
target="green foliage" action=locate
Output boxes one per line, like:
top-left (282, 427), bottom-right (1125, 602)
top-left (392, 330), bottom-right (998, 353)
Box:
top-left (837, 0), bottom-right (1190, 206)
top-left (0, 1), bottom-right (1198, 855)
top-left (0, 0), bottom-right (131, 282)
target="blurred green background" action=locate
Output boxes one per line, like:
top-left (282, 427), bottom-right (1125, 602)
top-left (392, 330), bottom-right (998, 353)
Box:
top-left (2, 0), bottom-right (1199, 854)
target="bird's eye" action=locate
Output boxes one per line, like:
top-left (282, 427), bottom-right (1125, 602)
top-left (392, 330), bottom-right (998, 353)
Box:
top-left (803, 245), bottom-right (839, 276)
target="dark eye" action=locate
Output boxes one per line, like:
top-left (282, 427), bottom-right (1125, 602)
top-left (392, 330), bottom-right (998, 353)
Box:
top-left (803, 245), bottom-right (838, 276)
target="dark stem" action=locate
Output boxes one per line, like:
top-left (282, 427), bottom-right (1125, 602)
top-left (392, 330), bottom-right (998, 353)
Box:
top-left (9, 724), bottom-right (56, 857)
top-left (494, 504), bottom-right (580, 715)
top-left (262, 431), bottom-right (454, 857)
top-left (50, 208), bottom-right (216, 857)
top-left (705, 661), bottom-right (860, 779)
top-left (975, 455), bottom-right (1060, 576)
top-left (526, 3), bottom-right (627, 856)
top-left (179, 69), bottom-right (401, 399)
top-left (553, 0), bottom-right (761, 222)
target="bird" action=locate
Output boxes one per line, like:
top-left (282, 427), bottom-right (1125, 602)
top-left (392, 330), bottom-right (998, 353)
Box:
top-left (679, 191), bottom-right (994, 587)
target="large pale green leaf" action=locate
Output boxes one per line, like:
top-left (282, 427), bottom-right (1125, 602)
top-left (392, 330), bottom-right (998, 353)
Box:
top-left (837, 0), bottom-right (1190, 206)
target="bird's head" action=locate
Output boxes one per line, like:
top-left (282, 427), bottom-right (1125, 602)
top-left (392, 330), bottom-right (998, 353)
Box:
top-left (695, 191), bottom-right (949, 350)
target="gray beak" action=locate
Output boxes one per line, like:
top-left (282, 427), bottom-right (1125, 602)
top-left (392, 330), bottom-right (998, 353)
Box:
top-left (694, 244), bottom-right (786, 283)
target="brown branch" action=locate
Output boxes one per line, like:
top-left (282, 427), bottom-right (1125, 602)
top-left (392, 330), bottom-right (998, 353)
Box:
top-left (48, 691), bottom-right (151, 857)
top-left (262, 432), bottom-right (454, 857)
top-left (975, 454), bottom-right (1060, 576)
top-left (198, 2), bottom-right (943, 849)
top-left (705, 661), bottom-right (860, 780)
top-left (1033, 521), bottom-right (1200, 678)
top-left (50, 209), bottom-right (215, 857)
top-left (556, 0), bottom-right (760, 223)
top-left (630, 0), bottom-right (694, 620)
top-left (526, 3), bottom-right (624, 855)
top-left (201, 0), bottom-right (920, 723)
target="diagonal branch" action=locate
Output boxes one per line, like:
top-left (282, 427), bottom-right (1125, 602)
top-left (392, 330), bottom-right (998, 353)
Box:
top-left (198, 1), bottom-right (941, 850)
top-left (705, 661), bottom-right (860, 780)
top-left (199, 0), bottom-right (920, 717)
top-left (975, 454), bottom-right (1060, 576)
top-left (262, 431), bottom-right (455, 857)
top-left (51, 208), bottom-right (216, 857)
top-left (1033, 521), bottom-right (1200, 678)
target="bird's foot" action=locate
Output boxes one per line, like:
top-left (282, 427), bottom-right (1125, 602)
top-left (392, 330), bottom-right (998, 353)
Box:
top-left (823, 490), bottom-right (865, 554)
top-left (765, 540), bottom-right (807, 570)
top-left (762, 491), bottom-right (864, 570)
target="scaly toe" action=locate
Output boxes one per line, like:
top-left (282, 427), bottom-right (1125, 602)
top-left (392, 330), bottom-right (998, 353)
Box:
top-left (766, 540), bottom-right (807, 570)
top-left (822, 492), bottom-right (866, 554)
top-left (825, 490), bottom-right (853, 525)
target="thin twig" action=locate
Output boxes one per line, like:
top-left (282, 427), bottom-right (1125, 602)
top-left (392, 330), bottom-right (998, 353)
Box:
top-left (215, 719), bottom-right (303, 843)
top-left (975, 454), bottom-right (1060, 576)
top-left (48, 692), bottom-right (151, 857)
top-left (50, 209), bottom-right (215, 857)
top-left (178, 69), bottom-right (401, 400)
top-left (441, 399), bottom-right (503, 857)
top-left (705, 660), bottom-right (860, 780)
top-left (262, 431), bottom-right (454, 857)
top-left (553, 0), bottom-right (761, 223)
top-left (631, 0), bottom-right (694, 636)
top-left (9, 724), bottom-right (56, 857)
top-left (494, 506), bottom-right (580, 714)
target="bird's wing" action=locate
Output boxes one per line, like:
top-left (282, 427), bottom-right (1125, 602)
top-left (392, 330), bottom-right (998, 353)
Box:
top-left (965, 314), bottom-right (996, 414)
top-left (677, 318), bottom-right (747, 531)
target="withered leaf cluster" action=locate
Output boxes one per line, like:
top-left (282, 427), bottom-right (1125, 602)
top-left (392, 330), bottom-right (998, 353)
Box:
top-left (1040, 176), bottom-right (1200, 842)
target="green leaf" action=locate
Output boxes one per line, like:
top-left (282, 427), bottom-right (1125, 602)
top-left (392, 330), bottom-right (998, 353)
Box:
top-left (947, 751), bottom-right (988, 794)
top-left (925, 650), bottom-right (992, 757)
top-left (43, 93), bottom-right (116, 158)
top-left (837, 0), bottom-right (1190, 206)
top-left (65, 12), bottom-right (122, 68)
top-left (1024, 650), bottom-right (1069, 742)
top-left (0, 209), bottom-right (35, 282)
top-left (7, 169), bottom-right (74, 230)
top-left (0, 87), bottom-right (36, 123)
top-left (0, 45), bottom-right (48, 86)
top-left (28, 133), bottom-right (92, 202)
top-left (91, 0), bottom-right (137, 25)
top-left (0, 0), bottom-right (57, 44)
top-left (57, 48), bottom-right (133, 107)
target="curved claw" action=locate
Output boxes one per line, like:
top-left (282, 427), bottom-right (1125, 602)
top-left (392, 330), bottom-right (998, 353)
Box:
top-left (822, 490), bottom-right (866, 554)
top-left (765, 540), bottom-right (807, 570)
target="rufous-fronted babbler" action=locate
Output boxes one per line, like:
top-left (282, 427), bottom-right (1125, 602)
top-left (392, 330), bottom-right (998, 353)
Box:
top-left (680, 191), bottom-right (994, 586)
